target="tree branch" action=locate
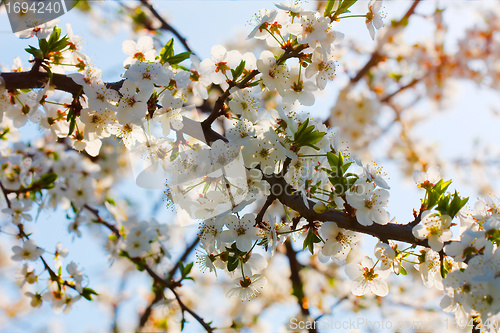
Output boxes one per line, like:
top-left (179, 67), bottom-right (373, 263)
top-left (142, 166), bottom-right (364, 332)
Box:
top-left (350, 0), bottom-right (421, 84)
top-left (138, 0), bottom-right (194, 55)
top-left (284, 239), bottom-right (317, 333)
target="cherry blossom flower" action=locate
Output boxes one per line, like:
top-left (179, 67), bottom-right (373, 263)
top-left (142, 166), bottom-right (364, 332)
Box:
top-left (124, 222), bottom-right (155, 258)
top-left (413, 166), bottom-right (441, 189)
top-left (444, 229), bottom-right (488, 262)
top-left (12, 240), bottom-right (44, 261)
top-left (116, 80), bottom-right (149, 125)
top-left (220, 213), bottom-right (260, 252)
top-left (154, 92), bottom-right (184, 136)
top-left (123, 61), bottom-right (173, 93)
top-left (122, 36), bottom-right (157, 66)
top-left (54, 243), bottom-right (69, 268)
top-left (274, 1), bottom-right (304, 17)
top-left (200, 45), bottom-right (242, 85)
top-left (412, 210), bottom-right (452, 252)
top-left (346, 181), bottom-right (390, 226)
top-left (19, 264), bottom-right (37, 287)
top-left (67, 262), bottom-right (84, 292)
top-left (109, 123), bottom-right (147, 149)
top-left (257, 50), bottom-right (289, 92)
top-left (15, 19), bottom-right (59, 39)
top-left (304, 47), bottom-right (336, 90)
top-left (79, 108), bottom-right (115, 139)
top-left (345, 256), bottom-right (390, 297)
top-left (366, 0), bottom-right (384, 40)
top-left (290, 12), bottom-right (330, 45)
top-left (81, 82), bottom-right (120, 113)
top-left (281, 63), bottom-right (317, 106)
top-left (374, 241), bottom-right (401, 273)
top-left (319, 222), bottom-right (360, 262)
top-left (226, 274), bottom-right (267, 301)
top-left (415, 248), bottom-right (444, 290)
top-left (228, 87), bottom-right (261, 123)
top-left (189, 55), bottom-right (211, 100)
top-left (362, 163), bottom-right (390, 189)
top-left (2, 198), bottom-right (32, 225)
top-left (248, 9), bottom-right (278, 40)
top-left (243, 132), bottom-right (286, 175)
top-left (25, 292), bottom-right (43, 308)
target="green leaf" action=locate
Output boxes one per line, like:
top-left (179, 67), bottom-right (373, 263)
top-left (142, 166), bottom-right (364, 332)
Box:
top-left (293, 118), bottom-right (326, 150)
top-left (159, 39), bottom-right (175, 65)
top-left (440, 258), bottom-right (448, 279)
top-left (166, 52), bottom-right (192, 66)
top-left (38, 173), bottom-right (58, 189)
top-left (180, 317), bottom-right (187, 331)
top-left (81, 287), bottom-right (99, 301)
top-left (327, 152), bottom-right (339, 169)
top-left (436, 193), bottom-right (450, 215)
top-left (447, 191), bottom-right (469, 218)
top-left (335, 0), bottom-right (357, 15)
top-left (227, 254), bottom-right (239, 272)
top-left (399, 266), bottom-right (407, 275)
top-left (39, 38), bottom-right (49, 54)
top-left (68, 115), bottom-right (76, 136)
top-left (303, 229), bottom-right (321, 254)
top-left (231, 60), bottom-right (246, 81)
top-left (25, 46), bottom-right (43, 59)
top-left (180, 262), bottom-right (194, 279)
top-left (324, 0), bottom-right (338, 16)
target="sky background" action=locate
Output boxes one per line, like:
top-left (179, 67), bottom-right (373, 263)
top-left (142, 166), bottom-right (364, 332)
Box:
top-left (1, 0), bottom-right (500, 332)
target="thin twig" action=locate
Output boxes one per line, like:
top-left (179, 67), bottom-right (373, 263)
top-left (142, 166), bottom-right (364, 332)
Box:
top-left (170, 287), bottom-right (214, 332)
top-left (350, 0), bottom-right (422, 84)
top-left (167, 236), bottom-right (200, 280)
top-left (138, 0), bottom-right (194, 55)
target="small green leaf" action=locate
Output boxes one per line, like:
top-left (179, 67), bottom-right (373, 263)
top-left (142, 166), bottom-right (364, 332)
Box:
top-left (38, 173), bottom-right (58, 189)
top-left (335, 0), bottom-right (357, 15)
top-left (324, 0), bottom-right (338, 16)
top-left (231, 60), bottom-right (246, 81)
top-left (159, 39), bottom-right (175, 65)
top-left (440, 258), bottom-right (448, 279)
top-left (166, 52), bottom-right (192, 66)
top-left (303, 229), bottom-right (321, 254)
top-left (227, 254), bottom-right (239, 272)
top-left (81, 287), bottom-right (99, 301)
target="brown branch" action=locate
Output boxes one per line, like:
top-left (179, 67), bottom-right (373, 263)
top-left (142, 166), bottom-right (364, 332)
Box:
top-left (138, 0), bottom-right (194, 55)
top-left (255, 195), bottom-right (276, 228)
top-left (83, 204), bottom-right (122, 239)
top-left (284, 239), bottom-right (317, 333)
top-left (2, 71), bottom-right (81, 96)
top-left (261, 172), bottom-right (430, 247)
top-left (350, 0), bottom-right (422, 84)
top-left (0, 181), bottom-right (12, 209)
top-left (137, 287), bottom-right (164, 330)
top-left (170, 287), bottom-right (214, 332)
top-left (167, 236), bottom-right (200, 280)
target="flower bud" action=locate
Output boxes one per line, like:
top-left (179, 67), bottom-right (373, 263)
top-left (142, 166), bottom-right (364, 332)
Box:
top-left (313, 201), bottom-right (327, 213)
